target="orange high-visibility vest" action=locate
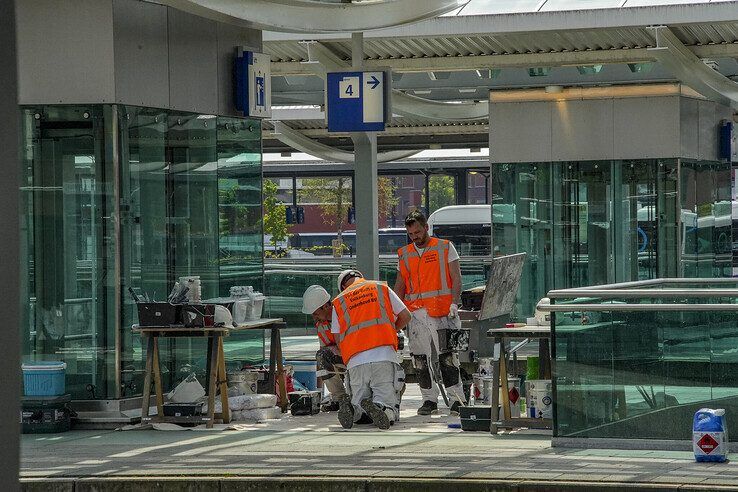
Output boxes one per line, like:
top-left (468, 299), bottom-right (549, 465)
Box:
top-left (397, 237), bottom-right (453, 317)
top-left (316, 321), bottom-right (336, 347)
top-left (332, 279), bottom-right (398, 365)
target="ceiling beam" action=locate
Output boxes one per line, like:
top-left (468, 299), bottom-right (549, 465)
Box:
top-left (160, 0), bottom-right (467, 33)
top-left (266, 122), bottom-right (489, 138)
top-left (649, 26), bottom-right (738, 109)
top-left (269, 44), bottom-right (738, 75)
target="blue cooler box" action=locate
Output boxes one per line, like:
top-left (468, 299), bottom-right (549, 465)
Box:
top-left (287, 360), bottom-right (317, 391)
top-left (22, 362), bottom-right (67, 397)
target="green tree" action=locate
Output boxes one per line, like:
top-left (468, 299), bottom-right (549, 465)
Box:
top-left (426, 175), bottom-right (456, 213)
top-left (263, 179), bottom-right (291, 251)
top-left (378, 177), bottom-right (400, 221)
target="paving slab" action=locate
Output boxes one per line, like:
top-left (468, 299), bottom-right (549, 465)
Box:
top-left (19, 387), bottom-right (738, 490)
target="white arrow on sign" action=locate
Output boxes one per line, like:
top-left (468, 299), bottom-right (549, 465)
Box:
top-left (362, 71), bottom-right (384, 124)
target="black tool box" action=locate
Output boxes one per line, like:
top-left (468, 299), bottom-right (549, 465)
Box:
top-left (21, 394), bottom-right (72, 434)
top-left (459, 405), bottom-right (491, 432)
top-left (288, 391), bottom-right (321, 416)
top-left (163, 402), bottom-right (204, 417)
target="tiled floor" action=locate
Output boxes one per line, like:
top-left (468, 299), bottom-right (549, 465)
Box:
top-left (20, 386), bottom-right (738, 489)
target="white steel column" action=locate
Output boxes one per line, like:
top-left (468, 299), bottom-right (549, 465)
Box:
top-left (350, 32), bottom-right (380, 279)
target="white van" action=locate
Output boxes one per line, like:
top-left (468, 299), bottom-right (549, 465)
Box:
top-left (427, 205), bottom-right (491, 256)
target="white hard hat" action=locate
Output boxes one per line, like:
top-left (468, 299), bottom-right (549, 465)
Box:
top-left (214, 304), bottom-right (234, 326)
top-left (337, 269), bottom-right (363, 291)
top-left (302, 285), bottom-right (330, 314)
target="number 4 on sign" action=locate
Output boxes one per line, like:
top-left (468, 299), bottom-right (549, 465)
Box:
top-left (339, 76), bottom-right (360, 99)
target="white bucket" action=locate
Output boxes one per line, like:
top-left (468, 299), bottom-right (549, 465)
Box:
top-left (473, 374), bottom-right (520, 418)
top-left (227, 371), bottom-right (259, 395)
top-left (526, 379), bottom-right (552, 419)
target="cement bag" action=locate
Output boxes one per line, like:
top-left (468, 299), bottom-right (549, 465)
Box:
top-left (168, 373), bottom-right (205, 403)
top-left (205, 394), bottom-right (279, 413)
top-left (240, 406), bottom-right (282, 421)
top-left (693, 408), bottom-right (729, 463)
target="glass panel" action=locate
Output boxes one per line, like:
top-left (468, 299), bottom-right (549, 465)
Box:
top-left (539, 0), bottom-right (623, 11)
top-left (491, 162), bottom-right (551, 317)
top-left (217, 117), bottom-right (264, 368)
top-left (295, 176), bottom-right (353, 256)
top-left (554, 295), bottom-right (738, 440)
top-left (21, 106), bottom-right (116, 400)
top-left (552, 161), bottom-right (612, 290)
top-left (119, 106), bottom-right (168, 398)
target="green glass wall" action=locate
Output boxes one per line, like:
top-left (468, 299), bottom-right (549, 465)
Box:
top-left (491, 159), bottom-right (728, 318)
top-left (21, 105), bottom-right (264, 400)
top-left (551, 280), bottom-right (738, 441)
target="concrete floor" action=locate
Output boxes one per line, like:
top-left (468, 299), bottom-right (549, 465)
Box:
top-left (20, 385), bottom-right (738, 491)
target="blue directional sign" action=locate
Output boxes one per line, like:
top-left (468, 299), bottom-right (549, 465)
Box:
top-left (326, 71), bottom-right (389, 132)
top-left (235, 50), bottom-right (271, 118)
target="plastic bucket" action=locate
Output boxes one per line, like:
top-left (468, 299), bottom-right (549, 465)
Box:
top-left (287, 360), bottom-right (317, 390)
top-left (526, 379), bottom-right (552, 419)
top-left (227, 371), bottom-right (259, 395)
top-left (472, 374), bottom-right (520, 417)
top-left (22, 362), bottom-right (67, 397)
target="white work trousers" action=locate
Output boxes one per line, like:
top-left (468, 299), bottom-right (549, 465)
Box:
top-left (346, 361), bottom-right (404, 422)
top-left (407, 309), bottom-right (465, 405)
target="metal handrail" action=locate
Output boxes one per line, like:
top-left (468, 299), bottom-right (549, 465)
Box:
top-left (547, 289), bottom-right (738, 299)
top-left (547, 278), bottom-right (738, 299)
top-left (541, 303), bottom-right (738, 312)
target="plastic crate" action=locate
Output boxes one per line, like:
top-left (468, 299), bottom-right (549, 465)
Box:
top-left (22, 362), bottom-right (66, 397)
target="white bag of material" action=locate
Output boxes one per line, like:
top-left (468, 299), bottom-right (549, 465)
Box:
top-left (204, 394), bottom-right (279, 414)
top-left (168, 373), bottom-right (205, 403)
top-left (240, 406), bottom-right (282, 421)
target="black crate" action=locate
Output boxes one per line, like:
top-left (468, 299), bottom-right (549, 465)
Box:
top-left (288, 391), bottom-right (321, 416)
top-left (163, 402), bottom-right (203, 417)
top-left (459, 405), bottom-right (491, 432)
top-left (137, 302), bottom-right (181, 327)
top-left (21, 394), bottom-right (72, 434)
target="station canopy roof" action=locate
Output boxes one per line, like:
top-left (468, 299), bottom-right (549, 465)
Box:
top-left (261, 0), bottom-right (738, 153)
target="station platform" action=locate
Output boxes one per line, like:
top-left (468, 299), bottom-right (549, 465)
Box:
top-left (20, 384), bottom-right (738, 491)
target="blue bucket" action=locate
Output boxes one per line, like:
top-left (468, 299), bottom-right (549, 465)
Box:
top-left (22, 361), bottom-right (66, 397)
top-left (287, 360), bottom-right (317, 391)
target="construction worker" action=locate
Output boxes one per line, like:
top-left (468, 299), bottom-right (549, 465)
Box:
top-left (301, 285), bottom-right (347, 411)
top-left (332, 269), bottom-right (411, 430)
top-left (394, 210), bottom-right (466, 416)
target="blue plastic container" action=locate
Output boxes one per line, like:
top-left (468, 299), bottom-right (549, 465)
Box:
top-left (287, 360), bottom-right (317, 391)
top-left (22, 362), bottom-right (67, 397)
top-left (693, 408), bottom-right (728, 463)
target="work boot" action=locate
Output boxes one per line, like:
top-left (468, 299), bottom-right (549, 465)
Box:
top-left (337, 394), bottom-right (354, 429)
top-left (417, 400), bottom-right (438, 416)
top-left (360, 398), bottom-right (391, 430)
top-left (321, 400), bottom-right (340, 412)
top-left (450, 400), bottom-right (462, 416)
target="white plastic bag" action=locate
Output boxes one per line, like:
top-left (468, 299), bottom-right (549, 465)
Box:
top-left (168, 373), bottom-right (205, 403)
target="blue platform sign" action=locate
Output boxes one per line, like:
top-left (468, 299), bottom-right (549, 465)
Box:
top-left (327, 71), bottom-right (388, 132)
top-left (235, 50), bottom-right (271, 118)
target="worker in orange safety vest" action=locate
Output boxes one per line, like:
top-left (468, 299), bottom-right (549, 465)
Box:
top-left (331, 269), bottom-right (410, 430)
top-left (301, 285), bottom-right (347, 411)
top-left (394, 210), bottom-right (466, 416)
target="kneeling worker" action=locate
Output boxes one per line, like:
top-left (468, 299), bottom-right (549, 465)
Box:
top-left (301, 285), bottom-right (347, 411)
top-left (332, 269), bottom-right (411, 430)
